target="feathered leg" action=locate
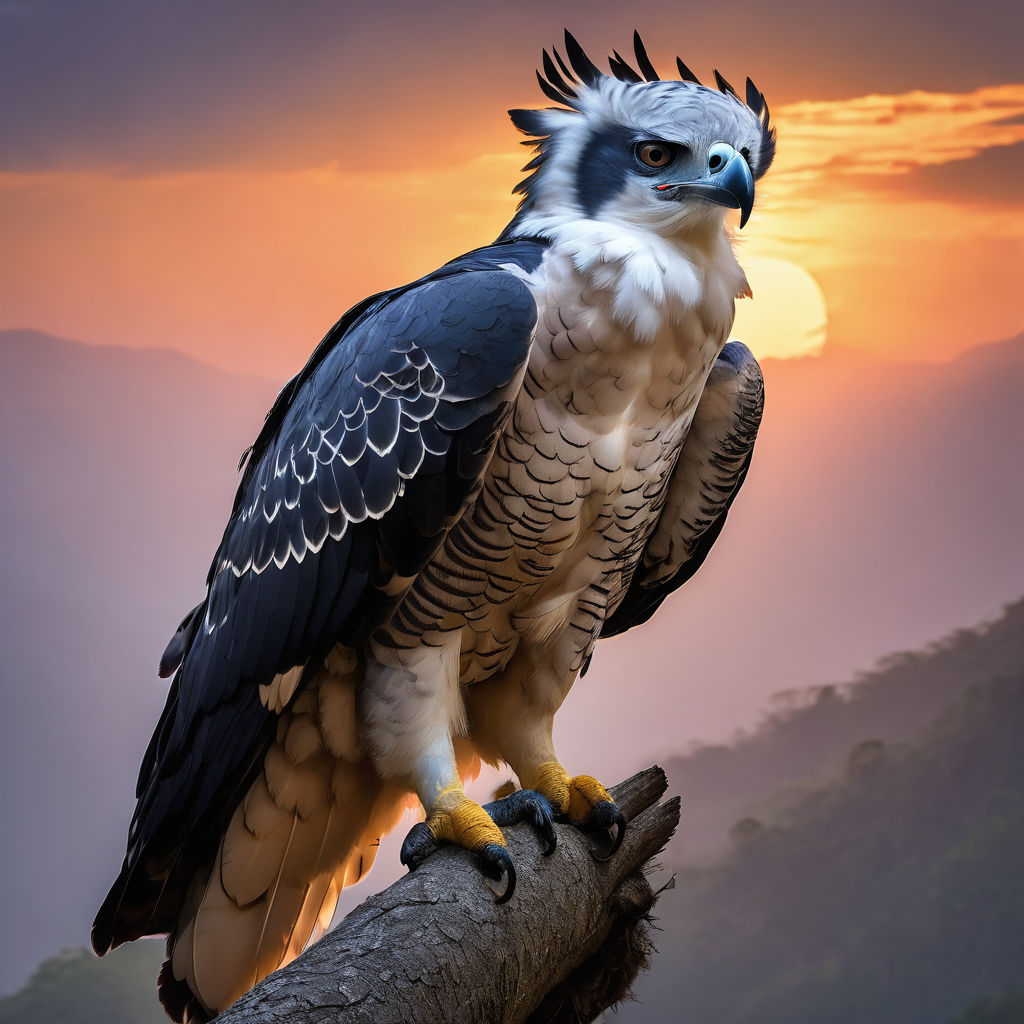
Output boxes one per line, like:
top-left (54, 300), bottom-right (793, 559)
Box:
top-left (464, 650), bottom-right (626, 860)
top-left (361, 634), bottom-right (554, 901)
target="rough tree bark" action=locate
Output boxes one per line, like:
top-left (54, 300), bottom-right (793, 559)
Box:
top-left (216, 766), bottom-right (679, 1024)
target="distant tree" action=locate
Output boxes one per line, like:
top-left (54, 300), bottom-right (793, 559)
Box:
top-left (0, 944), bottom-right (165, 1024)
top-left (949, 991), bottom-right (1024, 1023)
top-left (845, 739), bottom-right (886, 778)
top-left (729, 817), bottom-right (766, 845)
top-left (626, 674), bottom-right (1024, 1024)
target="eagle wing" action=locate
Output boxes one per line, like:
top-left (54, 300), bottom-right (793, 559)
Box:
top-left (93, 241), bottom-right (543, 951)
top-left (601, 340), bottom-right (764, 638)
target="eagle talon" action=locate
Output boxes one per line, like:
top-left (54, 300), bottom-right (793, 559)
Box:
top-left (484, 790), bottom-right (557, 856)
top-left (585, 801), bottom-right (626, 861)
top-left (477, 843), bottom-right (516, 903)
top-left (401, 795), bottom-right (521, 901)
top-left (531, 765), bottom-right (626, 858)
top-left (399, 821), bottom-right (439, 871)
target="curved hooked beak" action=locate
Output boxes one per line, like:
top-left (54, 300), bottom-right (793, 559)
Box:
top-left (654, 142), bottom-right (756, 228)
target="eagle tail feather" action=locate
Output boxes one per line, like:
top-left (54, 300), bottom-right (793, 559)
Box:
top-left (153, 751), bottom-right (477, 1020)
top-left (159, 729), bottom-right (408, 1020)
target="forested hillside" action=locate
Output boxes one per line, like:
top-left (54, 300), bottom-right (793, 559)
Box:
top-left (0, 944), bottom-right (165, 1024)
top-left (5, 330), bottom-right (1023, 992)
top-left (621, 673), bottom-right (1024, 1022)
top-left (664, 597), bottom-right (1024, 864)
top-left (6, 601), bottom-right (1022, 1022)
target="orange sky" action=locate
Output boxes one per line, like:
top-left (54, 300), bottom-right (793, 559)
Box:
top-left (2, 11), bottom-right (1023, 990)
top-left (1, 54), bottom-right (1021, 376)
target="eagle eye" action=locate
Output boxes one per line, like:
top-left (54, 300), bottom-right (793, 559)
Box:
top-left (635, 141), bottom-right (677, 169)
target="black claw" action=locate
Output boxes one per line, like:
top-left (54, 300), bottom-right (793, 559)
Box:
top-left (484, 790), bottom-right (557, 856)
top-left (401, 818), bottom-right (518, 903)
top-left (531, 806), bottom-right (558, 857)
top-left (477, 843), bottom-right (516, 903)
top-left (586, 801), bottom-right (626, 861)
top-left (400, 821), bottom-right (438, 871)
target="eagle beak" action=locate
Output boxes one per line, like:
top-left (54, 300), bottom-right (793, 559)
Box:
top-left (654, 142), bottom-right (756, 228)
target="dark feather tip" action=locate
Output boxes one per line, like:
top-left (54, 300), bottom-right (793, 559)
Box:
top-left (508, 108), bottom-right (548, 136)
top-left (542, 49), bottom-right (577, 98)
top-left (745, 76), bottom-right (764, 114)
top-left (552, 48), bottom-right (578, 84)
top-left (536, 69), bottom-right (569, 106)
top-left (676, 57), bottom-right (701, 85)
top-left (714, 69), bottom-right (737, 96)
top-left (633, 30), bottom-right (660, 81)
top-left (609, 50), bottom-right (642, 83)
top-left (563, 29), bottom-right (603, 86)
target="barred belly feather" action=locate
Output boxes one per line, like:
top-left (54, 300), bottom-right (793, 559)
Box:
top-left (388, 238), bottom-right (732, 697)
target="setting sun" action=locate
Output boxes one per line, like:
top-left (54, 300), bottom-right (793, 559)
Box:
top-left (733, 256), bottom-right (828, 359)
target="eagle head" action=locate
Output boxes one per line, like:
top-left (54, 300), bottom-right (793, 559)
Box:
top-left (507, 31), bottom-right (775, 238)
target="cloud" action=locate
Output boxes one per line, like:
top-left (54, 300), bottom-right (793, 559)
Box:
top-left (0, 155), bottom-right (528, 377)
top-left (768, 85), bottom-right (1024, 200)
top-left (1, 76), bottom-right (1022, 375)
top-left (871, 139), bottom-right (1024, 205)
top-left (1, 1), bottom-right (1021, 174)
top-left (741, 84), bottom-right (1024, 362)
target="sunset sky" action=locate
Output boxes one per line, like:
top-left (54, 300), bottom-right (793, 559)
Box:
top-left (1, 3), bottom-right (1023, 993)
top-left (1, 0), bottom-right (1021, 377)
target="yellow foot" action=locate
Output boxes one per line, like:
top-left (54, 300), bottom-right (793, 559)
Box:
top-left (400, 786), bottom-right (515, 901)
top-left (427, 785), bottom-right (507, 848)
top-left (530, 761), bottom-right (626, 860)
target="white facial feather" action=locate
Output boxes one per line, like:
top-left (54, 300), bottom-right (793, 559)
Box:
top-left (511, 77), bottom-right (759, 341)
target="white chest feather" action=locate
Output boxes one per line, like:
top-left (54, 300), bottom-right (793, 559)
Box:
top-left (506, 231), bottom-right (740, 494)
top-left (394, 225), bottom-right (744, 681)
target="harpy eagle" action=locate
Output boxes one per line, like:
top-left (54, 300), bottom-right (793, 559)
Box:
top-left (93, 31), bottom-right (772, 1022)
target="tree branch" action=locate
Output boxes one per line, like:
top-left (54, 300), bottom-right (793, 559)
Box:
top-left (215, 767), bottom-right (679, 1024)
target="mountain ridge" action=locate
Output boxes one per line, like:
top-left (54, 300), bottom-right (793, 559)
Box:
top-left (0, 325), bottom-right (1022, 993)
top-left (4, 595), bottom-right (1022, 1022)
top-left (618, 667), bottom-right (1024, 1023)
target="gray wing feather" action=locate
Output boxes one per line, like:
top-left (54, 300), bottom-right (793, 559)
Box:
top-left (600, 341), bottom-right (764, 637)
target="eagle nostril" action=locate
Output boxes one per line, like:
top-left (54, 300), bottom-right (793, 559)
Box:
top-left (708, 153), bottom-right (724, 172)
